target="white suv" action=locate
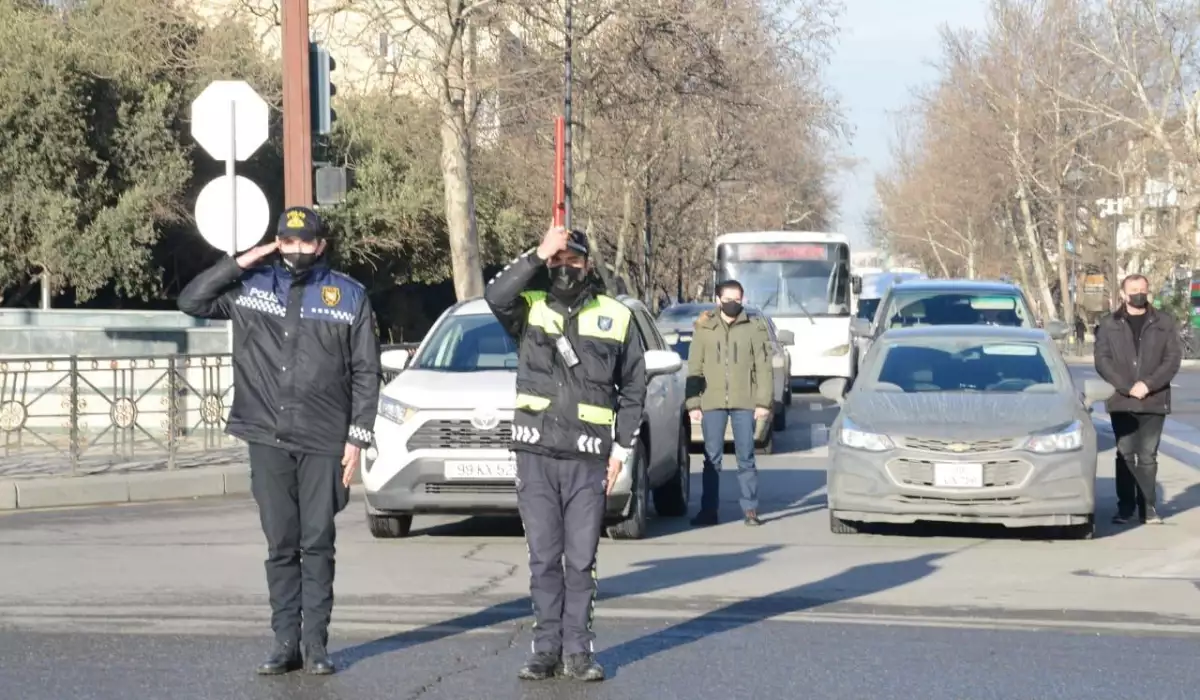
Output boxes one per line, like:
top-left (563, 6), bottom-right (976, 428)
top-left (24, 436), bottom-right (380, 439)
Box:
top-left (361, 296), bottom-right (691, 540)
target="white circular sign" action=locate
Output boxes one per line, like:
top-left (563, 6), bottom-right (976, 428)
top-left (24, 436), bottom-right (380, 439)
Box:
top-left (194, 175), bottom-right (271, 254)
top-left (190, 80), bottom-right (270, 162)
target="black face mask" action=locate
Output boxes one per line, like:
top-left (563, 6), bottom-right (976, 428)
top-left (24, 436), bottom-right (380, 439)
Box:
top-left (281, 251), bottom-right (319, 275)
top-left (549, 264), bottom-right (588, 302)
top-left (1128, 293), bottom-right (1149, 309)
top-left (720, 301), bottom-right (743, 318)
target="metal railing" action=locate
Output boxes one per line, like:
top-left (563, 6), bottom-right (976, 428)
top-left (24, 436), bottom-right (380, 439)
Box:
top-left (0, 354), bottom-right (240, 477)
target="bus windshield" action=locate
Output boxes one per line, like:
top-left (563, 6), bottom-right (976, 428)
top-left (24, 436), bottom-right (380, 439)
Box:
top-left (716, 241), bottom-right (850, 317)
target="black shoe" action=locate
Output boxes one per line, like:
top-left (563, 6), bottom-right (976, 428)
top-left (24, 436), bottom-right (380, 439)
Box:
top-left (691, 510), bottom-right (719, 527)
top-left (744, 510), bottom-right (762, 526)
top-left (517, 651), bottom-right (562, 680)
top-left (255, 640), bottom-right (302, 675)
top-left (304, 643), bottom-right (335, 675)
top-left (1112, 511), bottom-right (1133, 524)
top-left (563, 652), bottom-right (605, 681)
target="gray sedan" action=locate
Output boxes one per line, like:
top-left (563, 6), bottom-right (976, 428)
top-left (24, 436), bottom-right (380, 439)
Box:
top-left (819, 325), bottom-right (1114, 539)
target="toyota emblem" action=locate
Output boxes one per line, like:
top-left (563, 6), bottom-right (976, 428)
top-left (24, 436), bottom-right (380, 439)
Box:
top-left (471, 411), bottom-right (500, 431)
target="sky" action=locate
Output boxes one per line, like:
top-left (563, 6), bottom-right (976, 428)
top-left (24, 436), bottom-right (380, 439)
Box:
top-left (826, 0), bottom-right (989, 247)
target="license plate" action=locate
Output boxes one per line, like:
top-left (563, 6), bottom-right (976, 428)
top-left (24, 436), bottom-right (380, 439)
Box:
top-left (444, 460), bottom-right (516, 480)
top-left (933, 463), bottom-right (983, 488)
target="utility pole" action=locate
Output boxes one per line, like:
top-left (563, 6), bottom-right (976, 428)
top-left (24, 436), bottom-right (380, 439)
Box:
top-left (562, 0), bottom-right (573, 230)
top-left (281, 0), bottom-right (313, 207)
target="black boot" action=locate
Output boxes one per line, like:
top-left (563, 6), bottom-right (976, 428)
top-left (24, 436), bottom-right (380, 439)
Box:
top-left (690, 510), bottom-right (719, 527)
top-left (517, 651), bottom-right (562, 680)
top-left (304, 643), bottom-right (335, 675)
top-left (255, 640), bottom-right (302, 675)
top-left (563, 652), bottom-right (605, 681)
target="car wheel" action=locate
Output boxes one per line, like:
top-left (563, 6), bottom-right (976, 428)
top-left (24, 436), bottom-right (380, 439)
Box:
top-left (367, 512), bottom-right (413, 539)
top-left (829, 510), bottom-right (859, 534)
top-left (652, 420), bottom-right (691, 517)
top-left (608, 440), bottom-right (650, 540)
top-left (772, 405), bottom-right (787, 432)
top-left (1057, 514), bottom-right (1095, 540)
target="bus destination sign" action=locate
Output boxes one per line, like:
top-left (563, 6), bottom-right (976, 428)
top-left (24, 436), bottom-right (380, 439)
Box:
top-left (737, 243), bottom-right (829, 261)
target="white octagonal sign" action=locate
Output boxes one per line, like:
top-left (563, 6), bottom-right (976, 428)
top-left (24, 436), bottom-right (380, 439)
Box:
top-left (190, 80), bottom-right (269, 162)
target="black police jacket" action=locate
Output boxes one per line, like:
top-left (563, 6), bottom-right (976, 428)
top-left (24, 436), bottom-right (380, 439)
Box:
top-left (177, 256), bottom-right (381, 456)
top-left (485, 250), bottom-right (647, 464)
top-left (1095, 306), bottom-right (1182, 415)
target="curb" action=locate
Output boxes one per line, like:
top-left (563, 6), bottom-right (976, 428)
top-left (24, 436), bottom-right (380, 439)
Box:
top-left (0, 466), bottom-right (251, 512)
top-left (0, 463), bottom-right (365, 512)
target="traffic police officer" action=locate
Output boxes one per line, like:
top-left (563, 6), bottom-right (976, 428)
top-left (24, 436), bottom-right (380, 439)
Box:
top-left (178, 206), bottom-right (381, 676)
top-left (485, 226), bottom-right (647, 682)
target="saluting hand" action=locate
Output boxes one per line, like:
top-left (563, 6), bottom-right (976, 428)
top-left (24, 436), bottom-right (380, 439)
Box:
top-left (537, 226), bottom-right (569, 260)
top-left (341, 443), bottom-right (361, 487)
top-left (236, 240), bottom-right (279, 269)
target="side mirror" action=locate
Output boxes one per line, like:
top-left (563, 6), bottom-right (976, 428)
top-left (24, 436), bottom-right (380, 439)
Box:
top-left (777, 329), bottom-right (795, 346)
top-left (644, 349), bottom-right (683, 377)
top-left (380, 348), bottom-right (411, 372)
top-left (851, 275), bottom-right (863, 295)
top-left (819, 377), bottom-right (848, 404)
top-left (850, 318), bottom-right (871, 337)
top-left (1082, 378), bottom-right (1115, 405)
top-left (1045, 319), bottom-right (1070, 340)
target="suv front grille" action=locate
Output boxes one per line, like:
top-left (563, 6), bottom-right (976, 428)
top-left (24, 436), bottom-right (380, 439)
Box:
top-left (902, 436), bottom-right (1017, 453)
top-left (887, 459), bottom-right (1031, 488)
top-left (407, 419), bottom-right (513, 451)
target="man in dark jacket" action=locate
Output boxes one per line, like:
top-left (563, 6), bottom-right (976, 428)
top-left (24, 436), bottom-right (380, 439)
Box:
top-left (178, 206), bottom-right (380, 675)
top-left (485, 225), bottom-right (646, 683)
top-left (1094, 274), bottom-right (1181, 525)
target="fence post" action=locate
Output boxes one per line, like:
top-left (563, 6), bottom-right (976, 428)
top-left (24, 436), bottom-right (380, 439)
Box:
top-left (68, 356), bottom-right (80, 475)
top-left (167, 356), bottom-right (178, 470)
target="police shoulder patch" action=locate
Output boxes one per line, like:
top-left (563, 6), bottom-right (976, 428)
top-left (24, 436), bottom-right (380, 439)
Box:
top-left (321, 285), bottom-right (341, 307)
top-left (598, 315), bottom-right (613, 331)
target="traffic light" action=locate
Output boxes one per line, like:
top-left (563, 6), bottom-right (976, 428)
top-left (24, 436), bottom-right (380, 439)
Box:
top-left (309, 42), bottom-right (336, 136)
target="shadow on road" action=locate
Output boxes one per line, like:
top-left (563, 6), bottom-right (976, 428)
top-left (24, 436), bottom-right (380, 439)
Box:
top-left (332, 545), bottom-right (784, 670)
top-left (595, 552), bottom-right (945, 678)
top-left (406, 464), bottom-right (830, 539)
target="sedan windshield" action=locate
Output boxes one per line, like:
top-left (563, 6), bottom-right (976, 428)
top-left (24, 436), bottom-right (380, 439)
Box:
top-left (871, 340), bottom-right (1059, 393)
top-left (410, 314), bottom-right (518, 371)
top-left (881, 291), bottom-right (1032, 328)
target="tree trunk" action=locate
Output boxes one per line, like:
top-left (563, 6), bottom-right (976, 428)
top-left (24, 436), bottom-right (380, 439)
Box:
top-left (1011, 130), bottom-right (1057, 319)
top-left (439, 30), bottom-right (482, 300)
top-left (1055, 198), bottom-right (1072, 327)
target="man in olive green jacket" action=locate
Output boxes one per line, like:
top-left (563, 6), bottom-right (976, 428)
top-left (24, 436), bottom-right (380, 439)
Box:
top-left (686, 280), bottom-right (774, 526)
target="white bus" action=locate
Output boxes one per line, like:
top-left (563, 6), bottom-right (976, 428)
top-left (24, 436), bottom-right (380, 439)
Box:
top-left (713, 231), bottom-right (855, 387)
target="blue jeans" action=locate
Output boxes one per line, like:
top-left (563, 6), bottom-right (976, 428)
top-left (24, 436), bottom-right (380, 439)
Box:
top-left (699, 409), bottom-right (758, 513)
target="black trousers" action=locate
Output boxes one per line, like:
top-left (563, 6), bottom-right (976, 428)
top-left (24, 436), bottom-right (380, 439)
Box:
top-left (1110, 412), bottom-right (1165, 515)
top-left (515, 451), bottom-right (607, 656)
top-left (248, 443), bottom-right (350, 647)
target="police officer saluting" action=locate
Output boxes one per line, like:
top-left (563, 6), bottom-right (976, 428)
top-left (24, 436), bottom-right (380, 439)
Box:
top-left (178, 206), bottom-right (381, 676)
top-left (485, 226), bottom-right (647, 682)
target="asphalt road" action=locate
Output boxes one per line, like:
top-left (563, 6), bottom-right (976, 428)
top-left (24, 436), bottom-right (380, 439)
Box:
top-left (6, 379), bottom-right (1200, 698)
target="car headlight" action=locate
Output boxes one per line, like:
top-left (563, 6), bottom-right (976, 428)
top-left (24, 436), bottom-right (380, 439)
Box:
top-left (824, 344), bottom-right (851, 356)
top-left (1024, 420), bottom-right (1083, 453)
top-left (839, 417), bottom-right (894, 452)
top-left (378, 396), bottom-right (418, 425)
